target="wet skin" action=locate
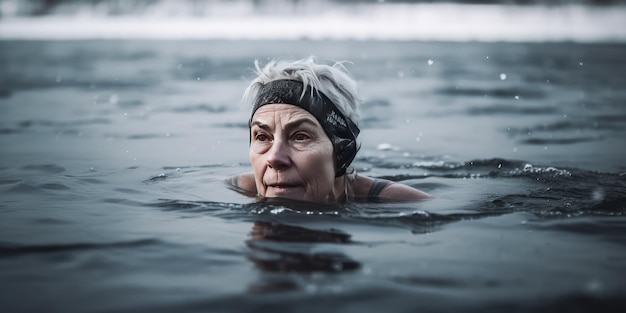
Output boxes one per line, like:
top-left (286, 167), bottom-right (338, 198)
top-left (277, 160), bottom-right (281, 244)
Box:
top-left (249, 104), bottom-right (336, 202)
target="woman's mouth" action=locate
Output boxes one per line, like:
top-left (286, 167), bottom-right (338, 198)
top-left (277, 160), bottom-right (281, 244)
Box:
top-left (266, 183), bottom-right (303, 196)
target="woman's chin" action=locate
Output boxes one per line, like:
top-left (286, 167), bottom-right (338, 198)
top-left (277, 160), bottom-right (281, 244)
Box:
top-left (265, 187), bottom-right (306, 200)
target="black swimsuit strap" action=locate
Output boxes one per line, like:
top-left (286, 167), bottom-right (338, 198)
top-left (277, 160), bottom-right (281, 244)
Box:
top-left (367, 179), bottom-right (392, 200)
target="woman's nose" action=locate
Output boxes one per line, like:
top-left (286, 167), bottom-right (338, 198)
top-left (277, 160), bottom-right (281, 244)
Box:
top-left (266, 140), bottom-right (291, 170)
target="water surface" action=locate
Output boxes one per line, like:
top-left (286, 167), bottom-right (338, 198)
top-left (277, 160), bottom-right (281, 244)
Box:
top-left (1, 40), bottom-right (625, 312)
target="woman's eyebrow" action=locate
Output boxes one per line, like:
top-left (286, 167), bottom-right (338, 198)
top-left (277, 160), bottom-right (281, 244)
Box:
top-left (251, 118), bottom-right (318, 131)
top-left (284, 118), bottom-right (319, 132)
top-left (250, 121), bottom-right (270, 131)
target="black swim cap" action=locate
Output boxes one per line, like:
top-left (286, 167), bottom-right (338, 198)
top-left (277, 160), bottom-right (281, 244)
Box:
top-left (249, 80), bottom-right (360, 177)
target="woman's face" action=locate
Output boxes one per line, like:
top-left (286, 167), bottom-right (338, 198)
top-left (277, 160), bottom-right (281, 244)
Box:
top-left (249, 104), bottom-right (335, 202)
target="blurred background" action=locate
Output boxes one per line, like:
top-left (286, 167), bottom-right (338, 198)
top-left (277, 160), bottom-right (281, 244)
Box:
top-left (1, 0), bottom-right (625, 41)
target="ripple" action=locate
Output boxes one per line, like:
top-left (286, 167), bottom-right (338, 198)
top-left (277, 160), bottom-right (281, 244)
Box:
top-left (507, 119), bottom-right (624, 136)
top-left (391, 275), bottom-right (473, 288)
top-left (246, 239), bottom-right (360, 273)
top-left (467, 105), bottom-right (556, 115)
top-left (0, 239), bottom-right (161, 258)
top-left (437, 86), bottom-right (546, 99)
top-left (18, 118), bottom-right (111, 128)
top-left (128, 133), bottom-right (173, 140)
top-left (21, 164), bottom-right (66, 174)
top-left (362, 98), bottom-right (391, 108)
top-left (39, 183), bottom-right (70, 190)
top-left (0, 179), bottom-right (22, 185)
top-left (7, 182), bottom-right (40, 193)
top-left (31, 217), bottom-right (71, 225)
top-left (171, 103), bottom-right (227, 114)
top-left (212, 122), bottom-right (248, 129)
top-left (521, 136), bottom-right (601, 145)
top-left (0, 128), bottom-right (21, 135)
top-left (116, 99), bottom-right (143, 108)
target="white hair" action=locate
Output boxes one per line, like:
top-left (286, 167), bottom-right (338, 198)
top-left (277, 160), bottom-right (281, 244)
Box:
top-left (242, 56), bottom-right (361, 126)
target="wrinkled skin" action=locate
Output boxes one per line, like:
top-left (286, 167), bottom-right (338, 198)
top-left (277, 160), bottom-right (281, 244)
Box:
top-left (249, 104), bottom-right (336, 202)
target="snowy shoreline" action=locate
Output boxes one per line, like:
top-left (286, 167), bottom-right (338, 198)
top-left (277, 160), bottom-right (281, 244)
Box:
top-left (1, 3), bottom-right (624, 42)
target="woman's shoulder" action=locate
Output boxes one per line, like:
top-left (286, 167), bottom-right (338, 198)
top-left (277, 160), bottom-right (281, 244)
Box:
top-left (225, 173), bottom-right (257, 195)
top-left (226, 172), bottom-right (432, 202)
top-left (353, 175), bottom-right (432, 201)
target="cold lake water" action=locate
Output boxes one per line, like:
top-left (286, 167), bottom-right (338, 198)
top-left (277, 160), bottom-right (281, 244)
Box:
top-left (1, 38), bottom-right (626, 312)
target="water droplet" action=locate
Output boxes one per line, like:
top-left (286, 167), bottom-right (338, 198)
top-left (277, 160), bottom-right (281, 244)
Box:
top-left (377, 143), bottom-right (393, 151)
top-left (498, 163), bottom-right (502, 169)
top-left (546, 79), bottom-right (550, 84)
top-left (331, 262), bottom-right (343, 271)
top-left (585, 280), bottom-right (603, 294)
top-left (196, 77), bottom-right (201, 81)
top-left (499, 73), bottom-right (507, 80)
top-left (109, 94), bottom-right (119, 105)
top-left (486, 56), bottom-right (490, 59)
top-left (397, 70), bottom-right (405, 78)
top-left (513, 147), bottom-right (518, 153)
top-left (592, 187), bottom-right (605, 201)
top-left (427, 59), bottom-right (434, 65)
top-left (415, 137), bottom-right (421, 142)
top-left (515, 96), bottom-right (519, 100)
top-left (305, 284), bottom-right (317, 294)
top-left (579, 62), bottom-right (584, 66)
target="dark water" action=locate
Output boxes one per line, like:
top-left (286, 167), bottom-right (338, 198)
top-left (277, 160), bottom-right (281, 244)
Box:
top-left (1, 40), bottom-right (626, 312)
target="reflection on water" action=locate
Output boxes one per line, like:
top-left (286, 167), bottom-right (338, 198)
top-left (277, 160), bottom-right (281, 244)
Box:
top-left (247, 221), bottom-right (359, 274)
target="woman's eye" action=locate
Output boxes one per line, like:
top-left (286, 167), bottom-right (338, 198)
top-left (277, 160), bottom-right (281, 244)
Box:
top-left (255, 133), bottom-right (269, 142)
top-left (293, 133), bottom-right (310, 141)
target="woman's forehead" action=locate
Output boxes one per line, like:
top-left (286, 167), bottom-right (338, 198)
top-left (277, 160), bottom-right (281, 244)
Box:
top-left (252, 103), bottom-right (320, 126)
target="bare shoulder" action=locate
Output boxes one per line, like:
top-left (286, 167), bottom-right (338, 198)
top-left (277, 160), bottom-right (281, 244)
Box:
top-left (378, 180), bottom-right (433, 201)
top-left (226, 172), bottom-right (257, 194)
top-left (353, 175), bottom-right (433, 201)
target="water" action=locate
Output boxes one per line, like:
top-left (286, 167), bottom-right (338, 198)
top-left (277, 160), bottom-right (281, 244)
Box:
top-left (1, 4), bottom-right (626, 312)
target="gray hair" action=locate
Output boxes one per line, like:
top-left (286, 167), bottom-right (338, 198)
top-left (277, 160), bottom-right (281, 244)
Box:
top-left (242, 56), bottom-right (361, 126)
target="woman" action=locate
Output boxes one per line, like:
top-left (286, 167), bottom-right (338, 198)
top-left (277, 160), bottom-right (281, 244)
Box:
top-left (228, 57), bottom-right (431, 202)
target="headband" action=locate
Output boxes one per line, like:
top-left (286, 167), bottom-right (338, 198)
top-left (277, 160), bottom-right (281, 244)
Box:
top-left (249, 79), bottom-right (360, 177)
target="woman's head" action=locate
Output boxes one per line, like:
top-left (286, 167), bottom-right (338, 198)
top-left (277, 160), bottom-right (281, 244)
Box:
top-left (243, 57), bottom-right (361, 126)
top-left (244, 57), bottom-right (362, 201)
